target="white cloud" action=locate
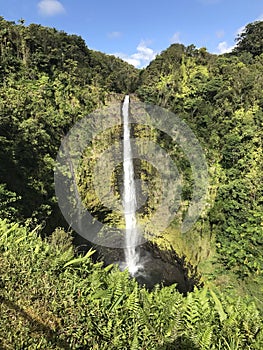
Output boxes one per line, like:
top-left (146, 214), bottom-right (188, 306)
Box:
top-left (216, 30), bottom-right (225, 39)
top-left (114, 41), bottom-right (157, 68)
top-left (108, 31), bottom-right (122, 39)
top-left (170, 32), bottom-right (181, 43)
top-left (38, 0), bottom-right (65, 16)
top-left (217, 41), bottom-right (235, 54)
top-left (116, 54), bottom-right (141, 67)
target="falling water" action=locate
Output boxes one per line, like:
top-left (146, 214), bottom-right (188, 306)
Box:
top-left (122, 95), bottom-right (141, 275)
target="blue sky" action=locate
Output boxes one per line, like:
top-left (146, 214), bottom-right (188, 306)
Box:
top-left (1, 0), bottom-right (263, 68)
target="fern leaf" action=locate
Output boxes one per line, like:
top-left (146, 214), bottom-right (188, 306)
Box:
top-left (63, 249), bottom-right (95, 268)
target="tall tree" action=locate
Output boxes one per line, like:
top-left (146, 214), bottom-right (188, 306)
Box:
top-left (234, 21), bottom-right (263, 57)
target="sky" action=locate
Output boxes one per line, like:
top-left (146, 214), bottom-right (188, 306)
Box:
top-left (1, 0), bottom-right (263, 68)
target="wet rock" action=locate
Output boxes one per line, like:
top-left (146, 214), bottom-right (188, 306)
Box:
top-left (74, 234), bottom-right (200, 293)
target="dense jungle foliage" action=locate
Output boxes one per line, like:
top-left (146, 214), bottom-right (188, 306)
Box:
top-left (0, 220), bottom-right (262, 349)
top-left (0, 17), bottom-right (139, 228)
top-left (0, 17), bottom-right (262, 348)
top-left (137, 23), bottom-right (263, 296)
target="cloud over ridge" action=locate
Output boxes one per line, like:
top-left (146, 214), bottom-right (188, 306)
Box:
top-left (114, 40), bottom-right (157, 68)
top-left (38, 0), bottom-right (65, 17)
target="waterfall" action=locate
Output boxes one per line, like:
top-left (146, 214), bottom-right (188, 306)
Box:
top-left (122, 95), bottom-right (141, 275)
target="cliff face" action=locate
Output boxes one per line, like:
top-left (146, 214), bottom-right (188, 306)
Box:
top-left (1, 17), bottom-right (262, 306)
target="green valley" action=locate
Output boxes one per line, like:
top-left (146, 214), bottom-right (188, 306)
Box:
top-left (0, 17), bottom-right (262, 349)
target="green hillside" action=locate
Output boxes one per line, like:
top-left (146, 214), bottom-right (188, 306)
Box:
top-left (0, 17), bottom-right (139, 229)
top-left (136, 28), bottom-right (263, 298)
top-left (0, 17), bottom-right (262, 349)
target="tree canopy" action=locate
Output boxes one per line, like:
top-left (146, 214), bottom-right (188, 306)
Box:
top-left (233, 20), bottom-right (263, 57)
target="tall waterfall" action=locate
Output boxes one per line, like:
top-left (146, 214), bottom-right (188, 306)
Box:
top-left (122, 95), bottom-right (141, 275)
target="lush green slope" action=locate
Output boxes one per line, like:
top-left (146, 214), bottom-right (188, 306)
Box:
top-left (0, 17), bottom-right (262, 349)
top-left (0, 220), bottom-right (262, 349)
top-left (0, 17), bottom-right (139, 229)
top-left (137, 23), bottom-right (263, 288)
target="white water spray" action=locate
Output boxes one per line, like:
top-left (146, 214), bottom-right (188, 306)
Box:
top-left (122, 95), bottom-right (141, 275)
